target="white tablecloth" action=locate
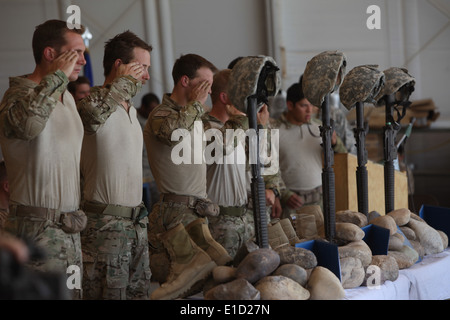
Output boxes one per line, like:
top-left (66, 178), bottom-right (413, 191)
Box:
top-left (344, 248), bottom-right (450, 300)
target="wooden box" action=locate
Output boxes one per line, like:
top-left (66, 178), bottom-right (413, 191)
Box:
top-left (334, 153), bottom-right (408, 215)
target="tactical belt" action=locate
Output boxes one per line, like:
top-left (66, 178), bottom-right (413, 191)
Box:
top-left (296, 186), bottom-right (323, 204)
top-left (9, 205), bottom-right (68, 223)
top-left (82, 201), bottom-right (141, 220)
top-left (219, 205), bottom-right (247, 217)
top-left (161, 193), bottom-right (197, 207)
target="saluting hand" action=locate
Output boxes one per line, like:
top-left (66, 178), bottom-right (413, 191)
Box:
top-left (49, 50), bottom-right (79, 79)
top-left (189, 80), bottom-right (211, 105)
top-left (117, 62), bottom-right (144, 80)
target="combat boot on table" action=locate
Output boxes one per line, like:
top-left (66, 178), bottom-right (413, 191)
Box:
top-left (267, 219), bottom-right (290, 249)
top-left (150, 223), bottom-right (216, 300)
top-left (279, 218), bottom-right (301, 246)
top-left (185, 218), bottom-right (232, 266)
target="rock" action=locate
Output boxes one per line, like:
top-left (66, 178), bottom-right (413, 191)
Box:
top-left (255, 276), bottom-right (310, 300)
top-left (370, 215), bottom-right (397, 236)
top-left (213, 266), bottom-right (236, 284)
top-left (388, 245), bottom-right (419, 269)
top-left (235, 248), bottom-right (280, 284)
top-left (407, 219), bottom-right (444, 255)
top-left (232, 240), bottom-right (259, 267)
top-left (387, 208), bottom-right (411, 226)
top-left (295, 213), bottom-right (318, 239)
top-left (409, 239), bottom-right (424, 260)
top-left (410, 212), bottom-right (426, 223)
top-left (338, 240), bottom-right (372, 267)
top-left (336, 210), bottom-right (368, 227)
top-left (399, 226), bottom-right (416, 241)
top-left (204, 278), bottom-right (260, 300)
top-left (275, 245), bottom-right (317, 269)
top-left (368, 210), bottom-right (381, 222)
top-left (388, 234), bottom-right (404, 251)
top-left (339, 257), bottom-right (365, 289)
top-left (438, 230), bottom-right (448, 249)
top-left (272, 264), bottom-right (308, 287)
top-left (307, 266), bottom-right (345, 300)
top-left (335, 222), bottom-right (365, 242)
top-left (363, 255), bottom-right (399, 286)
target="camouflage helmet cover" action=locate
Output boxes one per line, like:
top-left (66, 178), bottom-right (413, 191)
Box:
top-left (302, 50), bottom-right (347, 107)
top-left (228, 55), bottom-right (281, 113)
top-left (375, 67), bottom-right (415, 104)
top-left (339, 64), bottom-right (385, 110)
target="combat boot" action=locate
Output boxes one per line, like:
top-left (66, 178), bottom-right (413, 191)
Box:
top-left (185, 218), bottom-right (232, 266)
top-left (267, 219), bottom-right (289, 249)
top-left (150, 223), bottom-right (216, 300)
top-left (279, 218), bottom-right (301, 246)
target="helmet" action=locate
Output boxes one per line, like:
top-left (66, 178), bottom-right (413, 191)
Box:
top-left (228, 55), bottom-right (281, 113)
top-left (339, 65), bottom-right (385, 110)
top-left (375, 67), bottom-right (415, 105)
top-left (302, 50), bottom-right (347, 107)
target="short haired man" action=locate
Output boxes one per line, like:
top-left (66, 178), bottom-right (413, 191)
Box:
top-left (144, 54), bottom-right (231, 300)
top-left (0, 19), bottom-right (86, 299)
top-left (68, 76), bottom-right (91, 101)
top-left (275, 81), bottom-right (346, 217)
top-left (77, 31), bottom-right (152, 300)
top-left (202, 69), bottom-right (253, 258)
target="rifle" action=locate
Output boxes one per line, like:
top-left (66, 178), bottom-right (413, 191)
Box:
top-left (354, 101), bottom-right (369, 216)
top-left (320, 93), bottom-right (336, 243)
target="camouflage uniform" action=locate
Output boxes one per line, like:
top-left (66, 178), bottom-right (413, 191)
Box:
top-left (202, 113), bottom-right (254, 258)
top-left (273, 114), bottom-right (346, 218)
top-left (78, 76), bottom-right (151, 300)
top-left (0, 70), bottom-right (84, 299)
top-left (144, 94), bottom-right (227, 285)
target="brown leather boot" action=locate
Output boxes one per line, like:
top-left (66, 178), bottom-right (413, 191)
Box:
top-left (150, 223), bottom-right (216, 300)
top-left (185, 218), bottom-right (232, 266)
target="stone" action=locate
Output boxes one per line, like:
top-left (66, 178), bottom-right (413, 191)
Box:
top-left (212, 266), bottom-right (236, 284)
top-left (410, 212), bottom-right (426, 223)
top-left (335, 222), bottom-right (365, 242)
top-left (295, 213), bottom-right (318, 239)
top-left (407, 218), bottom-right (444, 255)
top-left (339, 257), bottom-right (365, 289)
top-left (255, 276), bottom-right (310, 300)
top-left (204, 278), bottom-right (260, 300)
top-left (388, 234), bottom-right (404, 251)
top-left (275, 245), bottom-right (317, 269)
top-left (438, 230), bottom-right (448, 249)
top-left (388, 245), bottom-right (419, 269)
top-left (338, 240), bottom-right (372, 267)
top-left (387, 208), bottom-right (411, 226)
top-left (409, 239), bottom-right (424, 260)
top-left (336, 210), bottom-right (368, 227)
top-left (363, 255), bottom-right (399, 286)
top-left (235, 248), bottom-right (280, 284)
top-left (232, 240), bottom-right (259, 267)
top-left (307, 266), bottom-right (345, 300)
top-left (272, 264), bottom-right (308, 287)
top-left (370, 215), bottom-right (397, 236)
top-left (399, 226), bottom-right (416, 241)
top-left (368, 210), bottom-right (381, 222)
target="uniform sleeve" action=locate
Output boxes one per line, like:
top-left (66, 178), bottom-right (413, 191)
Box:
top-left (149, 101), bottom-right (204, 146)
top-left (0, 70), bottom-right (68, 140)
top-left (77, 75), bottom-right (141, 134)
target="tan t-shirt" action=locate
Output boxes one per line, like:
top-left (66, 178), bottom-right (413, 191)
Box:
top-left (0, 72), bottom-right (83, 212)
top-left (277, 118), bottom-right (323, 192)
top-left (78, 77), bottom-right (143, 207)
top-left (144, 94), bottom-right (207, 199)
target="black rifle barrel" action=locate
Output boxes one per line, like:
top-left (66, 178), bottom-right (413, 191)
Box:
top-left (320, 94), bottom-right (336, 242)
top-left (247, 96), bottom-right (269, 248)
top-left (355, 101), bottom-right (369, 216)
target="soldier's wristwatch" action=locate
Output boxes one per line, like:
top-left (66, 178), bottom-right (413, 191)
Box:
top-left (271, 188), bottom-right (280, 198)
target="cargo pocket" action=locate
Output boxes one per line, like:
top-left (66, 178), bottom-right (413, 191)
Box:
top-left (104, 254), bottom-right (130, 300)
